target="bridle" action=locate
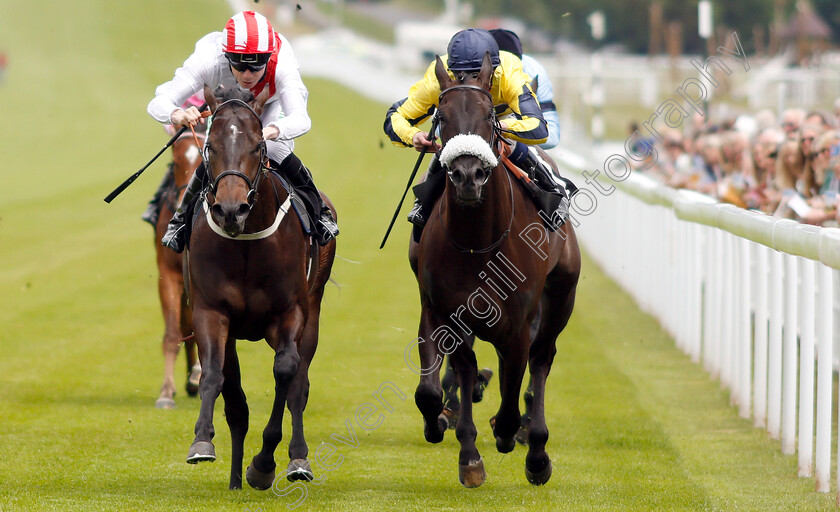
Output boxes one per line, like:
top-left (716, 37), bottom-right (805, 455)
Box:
top-left (204, 99), bottom-right (268, 208)
top-left (437, 84), bottom-right (498, 185)
top-left (436, 83), bottom-right (515, 254)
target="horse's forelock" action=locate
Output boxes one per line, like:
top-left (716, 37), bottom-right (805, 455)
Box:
top-left (212, 85), bottom-right (255, 105)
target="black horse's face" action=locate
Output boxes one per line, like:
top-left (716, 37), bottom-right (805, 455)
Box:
top-left (435, 54), bottom-right (496, 205)
top-left (203, 86), bottom-right (270, 237)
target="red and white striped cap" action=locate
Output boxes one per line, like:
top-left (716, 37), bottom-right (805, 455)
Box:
top-left (222, 11), bottom-right (276, 54)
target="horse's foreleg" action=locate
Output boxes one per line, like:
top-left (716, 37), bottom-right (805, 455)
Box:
top-left (493, 331), bottom-right (529, 454)
top-left (524, 343), bottom-right (555, 486)
top-left (285, 303), bottom-right (320, 482)
top-left (156, 270), bottom-right (184, 409)
top-left (182, 295), bottom-right (200, 397)
top-left (450, 343), bottom-right (485, 488)
top-left (222, 340), bottom-right (248, 490)
top-left (524, 272), bottom-right (577, 485)
top-left (188, 307), bottom-right (229, 464)
top-left (414, 307), bottom-right (447, 444)
top-left (247, 306), bottom-right (305, 490)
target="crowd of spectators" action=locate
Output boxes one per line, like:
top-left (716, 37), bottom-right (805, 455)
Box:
top-left (631, 99), bottom-right (840, 227)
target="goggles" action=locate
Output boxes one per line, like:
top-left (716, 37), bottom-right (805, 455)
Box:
top-left (225, 52), bottom-right (270, 73)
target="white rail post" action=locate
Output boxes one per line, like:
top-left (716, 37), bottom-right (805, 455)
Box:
top-left (722, 233), bottom-right (734, 394)
top-left (767, 250), bottom-right (784, 440)
top-left (816, 264), bottom-right (833, 493)
top-left (781, 254), bottom-right (799, 455)
top-left (712, 229), bottom-right (725, 380)
top-left (691, 223), bottom-right (703, 364)
top-left (754, 244), bottom-right (769, 428)
top-left (703, 227), bottom-right (715, 374)
top-left (738, 237), bottom-right (751, 419)
top-left (798, 258), bottom-right (816, 477)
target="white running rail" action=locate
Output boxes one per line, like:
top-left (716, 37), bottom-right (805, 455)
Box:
top-left (553, 147), bottom-right (840, 499)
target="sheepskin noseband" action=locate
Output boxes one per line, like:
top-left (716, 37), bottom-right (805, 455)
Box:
top-left (439, 134), bottom-right (498, 170)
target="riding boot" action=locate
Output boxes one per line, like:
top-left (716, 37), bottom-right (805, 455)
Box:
top-left (274, 154), bottom-right (339, 246)
top-left (161, 163), bottom-right (206, 253)
top-left (142, 164), bottom-right (174, 226)
top-left (511, 143), bottom-right (571, 231)
top-left (407, 155), bottom-right (444, 228)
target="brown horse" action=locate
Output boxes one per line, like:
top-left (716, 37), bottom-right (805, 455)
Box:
top-left (154, 128), bottom-right (204, 409)
top-left (408, 54), bottom-right (580, 487)
top-left (184, 85), bottom-right (336, 490)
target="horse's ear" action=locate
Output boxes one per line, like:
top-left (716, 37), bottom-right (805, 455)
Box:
top-left (204, 85), bottom-right (218, 113)
top-left (434, 55), bottom-right (451, 91)
top-left (253, 85), bottom-right (271, 116)
top-left (477, 52), bottom-right (493, 89)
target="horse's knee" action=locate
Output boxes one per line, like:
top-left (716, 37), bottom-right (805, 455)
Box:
top-left (273, 350), bottom-right (301, 385)
top-left (415, 381), bottom-right (443, 417)
top-left (162, 331), bottom-right (182, 353)
top-left (201, 366), bottom-right (224, 393)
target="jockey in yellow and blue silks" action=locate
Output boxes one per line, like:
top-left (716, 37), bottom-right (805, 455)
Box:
top-left (384, 28), bottom-right (566, 229)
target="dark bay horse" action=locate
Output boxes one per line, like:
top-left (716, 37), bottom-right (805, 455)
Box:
top-left (408, 54), bottom-right (580, 487)
top-left (185, 85), bottom-right (336, 490)
top-left (154, 126), bottom-right (204, 409)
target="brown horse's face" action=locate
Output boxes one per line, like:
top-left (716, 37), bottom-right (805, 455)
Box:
top-left (203, 86), bottom-right (270, 237)
top-left (435, 54), bottom-right (496, 204)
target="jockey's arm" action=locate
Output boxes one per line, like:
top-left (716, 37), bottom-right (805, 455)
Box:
top-left (496, 56), bottom-right (548, 146)
top-left (384, 61), bottom-right (440, 148)
top-left (262, 65), bottom-right (312, 141)
top-left (148, 34), bottom-right (217, 126)
top-left (522, 55), bottom-right (560, 149)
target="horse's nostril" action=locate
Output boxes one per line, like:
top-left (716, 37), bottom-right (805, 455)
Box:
top-left (236, 203), bottom-right (251, 217)
top-left (211, 204), bottom-right (224, 218)
top-left (451, 169), bottom-right (465, 185)
top-left (475, 169), bottom-right (486, 184)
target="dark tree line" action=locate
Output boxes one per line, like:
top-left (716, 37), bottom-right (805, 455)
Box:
top-left (366, 0), bottom-right (839, 55)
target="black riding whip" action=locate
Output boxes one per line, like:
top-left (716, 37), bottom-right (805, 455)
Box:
top-left (379, 118), bottom-right (439, 249)
top-left (103, 103), bottom-right (208, 203)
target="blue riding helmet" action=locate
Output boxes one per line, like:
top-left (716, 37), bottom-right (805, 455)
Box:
top-left (489, 29), bottom-right (523, 60)
top-left (447, 29), bottom-right (501, 72)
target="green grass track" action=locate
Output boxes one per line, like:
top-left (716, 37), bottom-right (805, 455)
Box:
top-left (0, 1), bottom-right (834, 510)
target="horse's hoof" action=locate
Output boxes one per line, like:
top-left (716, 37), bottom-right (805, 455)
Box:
top-left (525, 458), bottom-right (553, 485)
top-left (186, 366), bottom-right (201, 397)
top-left (496, 435), bottom-right (516, 454)
top-left (246, 463), bottom-right (275, 490)
top-left (514, 425), bottom-right (529, 445)
top-left (186, 441), bottom-right (216, 464)
top-left (458, 459), bottom-right (486, 488)
top-left (441, 408), bottom-right (458, 430)
top-left (286, 459), bottom-right (314, 482)
top-left (155, 397), bottom-right (175, 409)
top-left (423, 415), bottom-right (446, 443)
